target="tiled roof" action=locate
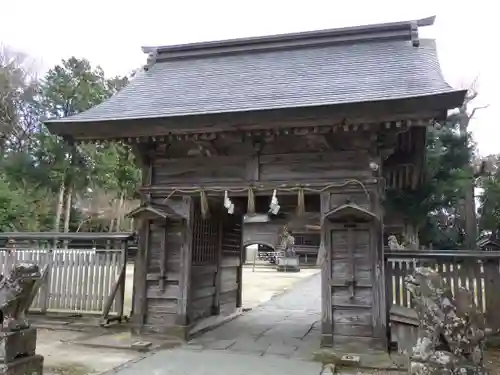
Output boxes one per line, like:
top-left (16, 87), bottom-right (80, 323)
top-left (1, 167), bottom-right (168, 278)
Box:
top-left (46, 17), bottom-right (461, 125)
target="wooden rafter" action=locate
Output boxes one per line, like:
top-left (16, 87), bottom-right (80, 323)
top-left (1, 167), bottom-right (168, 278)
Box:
top-left (72, 119), bottom-right (433, 145)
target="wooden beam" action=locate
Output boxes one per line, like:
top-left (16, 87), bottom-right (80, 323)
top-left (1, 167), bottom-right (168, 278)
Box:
top-left (50, 93), bottom-right (453, 141)
top-left (132, 220), bottom-right (149, 327)
top-left (131, 148), bottom-right (153, 329)
top-left (305, 134), bottom-right (330, 151)
top-left (236, 214), bottom-right (244, 308)
top-left (176, 196), bottom-right (194, 326)
top-left (141, 178), bottom-right (379, 197)
top-left (213, 213), bottom-right (223, 314)
top-left (320, 191), bottom-right (333, 345)
top-left (187, 140), bottom-right (220, 157)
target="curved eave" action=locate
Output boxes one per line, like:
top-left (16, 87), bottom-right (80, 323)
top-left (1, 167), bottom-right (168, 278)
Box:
top-left (45, 90), bottom-right (467, 140)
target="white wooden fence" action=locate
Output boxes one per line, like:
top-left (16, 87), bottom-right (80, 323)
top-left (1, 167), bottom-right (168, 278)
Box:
top-left (0, 248), bottom-right (125, 316)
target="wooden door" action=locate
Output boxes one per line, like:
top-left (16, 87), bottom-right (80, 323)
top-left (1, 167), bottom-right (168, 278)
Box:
top-left (330, 223), bottom-right (375, 339)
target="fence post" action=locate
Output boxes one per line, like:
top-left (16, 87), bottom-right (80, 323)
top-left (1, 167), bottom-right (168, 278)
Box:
top-left (39, 246), bottom-right (53, 314)
top-left (484, 258), bottom-right (500, 330)
top-left (116, 240), bottom-right (128, 319)
top-left (5, 238), bottom-right (16, 277)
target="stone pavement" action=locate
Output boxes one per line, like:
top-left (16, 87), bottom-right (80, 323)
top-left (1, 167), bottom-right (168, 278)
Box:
top-left (187, 271), bottom-right (322, 358)
top-left (109, 273), bottom-right (323, 375)
top-left (241, 267), bottom-right (320, 310)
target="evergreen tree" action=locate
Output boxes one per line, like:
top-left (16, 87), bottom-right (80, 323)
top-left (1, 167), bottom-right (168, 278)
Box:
top-left (385, 111), bottom-right (474, 249)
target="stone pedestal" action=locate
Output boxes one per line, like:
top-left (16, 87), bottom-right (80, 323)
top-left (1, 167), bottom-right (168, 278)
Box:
top-left (0, 329), bottom-right (43, 375)
top-left (276, 256), bottom-right (300, 272)
top-left (0, 355), bottom-right (43, 375)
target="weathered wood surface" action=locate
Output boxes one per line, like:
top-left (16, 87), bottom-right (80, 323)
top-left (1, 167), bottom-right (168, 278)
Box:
top-left (67, 101), bottom-right (439, 141)
top-left (138, 124), bottom-right (423, 193)
top-left (0, 248), bottom-right (125, 315)
top-left (188, 200), bottom-right (219, 322)
top-left (259, 152), bottom-right (374, 181)
top-left (131, 120), bottom-right (429, 340)
top-left (130, 197), bottom-right (195, 334)
top-left (385, 250), bottom-right (500, 331)
top-left (330, 225), bottom-right (374, 338)
top-left (150, 150), bottom-right (383, 187)
top-left (177, 196), bottom-right (194, 327)
top-left (320, 192), bottom-right (333, 346)
top-left (220, 212), bottom-right (243, 313)
top-left (321, 182), bottom-right (385, 348)
top-left (143, 220), bottom-right (183, 328)
top-left (153, 156), bottom-right (247, 184)
top-left (389, 305), bottom-right (419, 355)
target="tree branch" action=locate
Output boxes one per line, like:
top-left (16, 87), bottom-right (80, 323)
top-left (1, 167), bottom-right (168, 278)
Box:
top-left (469, 104), bottom-right (490, 120)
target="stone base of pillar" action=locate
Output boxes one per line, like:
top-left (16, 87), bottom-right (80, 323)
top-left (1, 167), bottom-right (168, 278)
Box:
top-left (0, 328), bottom-right (38, 363)
top-left (0, 354), bottom-right (44, 375)
top-left (0, 328), bottom-right (44, 375)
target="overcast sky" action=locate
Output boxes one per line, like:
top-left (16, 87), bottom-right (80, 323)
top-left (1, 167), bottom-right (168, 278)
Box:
top-left (1, 0), bottom-right (495, 155)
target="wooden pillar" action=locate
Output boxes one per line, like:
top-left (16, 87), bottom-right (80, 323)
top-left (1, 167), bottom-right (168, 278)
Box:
top-left (213, 211), bottom-right (224, 314)
top-left (177, 196), bottom-right (194, 326)
top-left (131, 147), bottom-right (152, 331)
top-left (320, 191), bottom-right (333, 347)
top-left (131, 220), bottom-right (149, 329)
top-left (236, 214), bottom-right (244, 308)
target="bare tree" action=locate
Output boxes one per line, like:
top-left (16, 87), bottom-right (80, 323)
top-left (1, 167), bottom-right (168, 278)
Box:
top-left (0, 45), bottom-right (41, 154)
top-left (74, 187), bottom-right (138, 232)
top-left (448, 79), bottom-right (490, 248)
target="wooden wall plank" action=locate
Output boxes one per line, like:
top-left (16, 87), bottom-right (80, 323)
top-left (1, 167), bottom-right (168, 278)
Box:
top-left (259, 152), bottom-right (373, 181)
top-left (154, 156), bottom-right (247, 183)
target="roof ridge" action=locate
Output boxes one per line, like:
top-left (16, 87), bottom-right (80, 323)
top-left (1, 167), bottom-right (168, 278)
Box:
top-left (142, 16), bottom-right (435, 67)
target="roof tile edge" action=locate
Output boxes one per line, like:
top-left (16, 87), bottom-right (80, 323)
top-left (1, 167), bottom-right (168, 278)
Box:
top-left (141, 16), bottom-right (436, 64)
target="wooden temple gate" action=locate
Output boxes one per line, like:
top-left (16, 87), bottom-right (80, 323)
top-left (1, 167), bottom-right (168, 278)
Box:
top-left (46, 17), bottom-right (466, 349)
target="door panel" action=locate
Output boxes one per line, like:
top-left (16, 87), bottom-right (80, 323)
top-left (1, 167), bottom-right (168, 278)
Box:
top-left (333, 309), bottom-right (373, 336)
top-left (330, 226), bottom-right (374, 338)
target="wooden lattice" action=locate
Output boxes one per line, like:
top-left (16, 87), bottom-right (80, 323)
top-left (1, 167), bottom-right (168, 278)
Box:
top-left (192, 200), bottom-right (219, 265)
top-left (221, 213), bottom-right (242, 257)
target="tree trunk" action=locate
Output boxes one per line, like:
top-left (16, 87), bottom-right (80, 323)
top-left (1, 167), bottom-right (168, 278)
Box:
top-left (54, 181), bottom-right (65, 232)
top-left (108, 218), bottom-right (114, 233)
top-left (62, 184), bottom-right (73, 248)
top-left (464, 178), bottom-right (477, 249)
top-left (63, 185), bottom-right (72, 233)
top-left (115, 193), bottom-right (125, 232)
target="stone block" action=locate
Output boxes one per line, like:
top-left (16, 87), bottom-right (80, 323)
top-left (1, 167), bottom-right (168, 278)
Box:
top-left (0, 328), bottom-right (37, 364)
top-left (321, 363), bottom-right (336, 375)
top-left (340, 354), bottom-right (360, 366)
top-left (131, 341), bottom-right (152, 352)
top-left (0, 355), bottom-right (43, 375)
